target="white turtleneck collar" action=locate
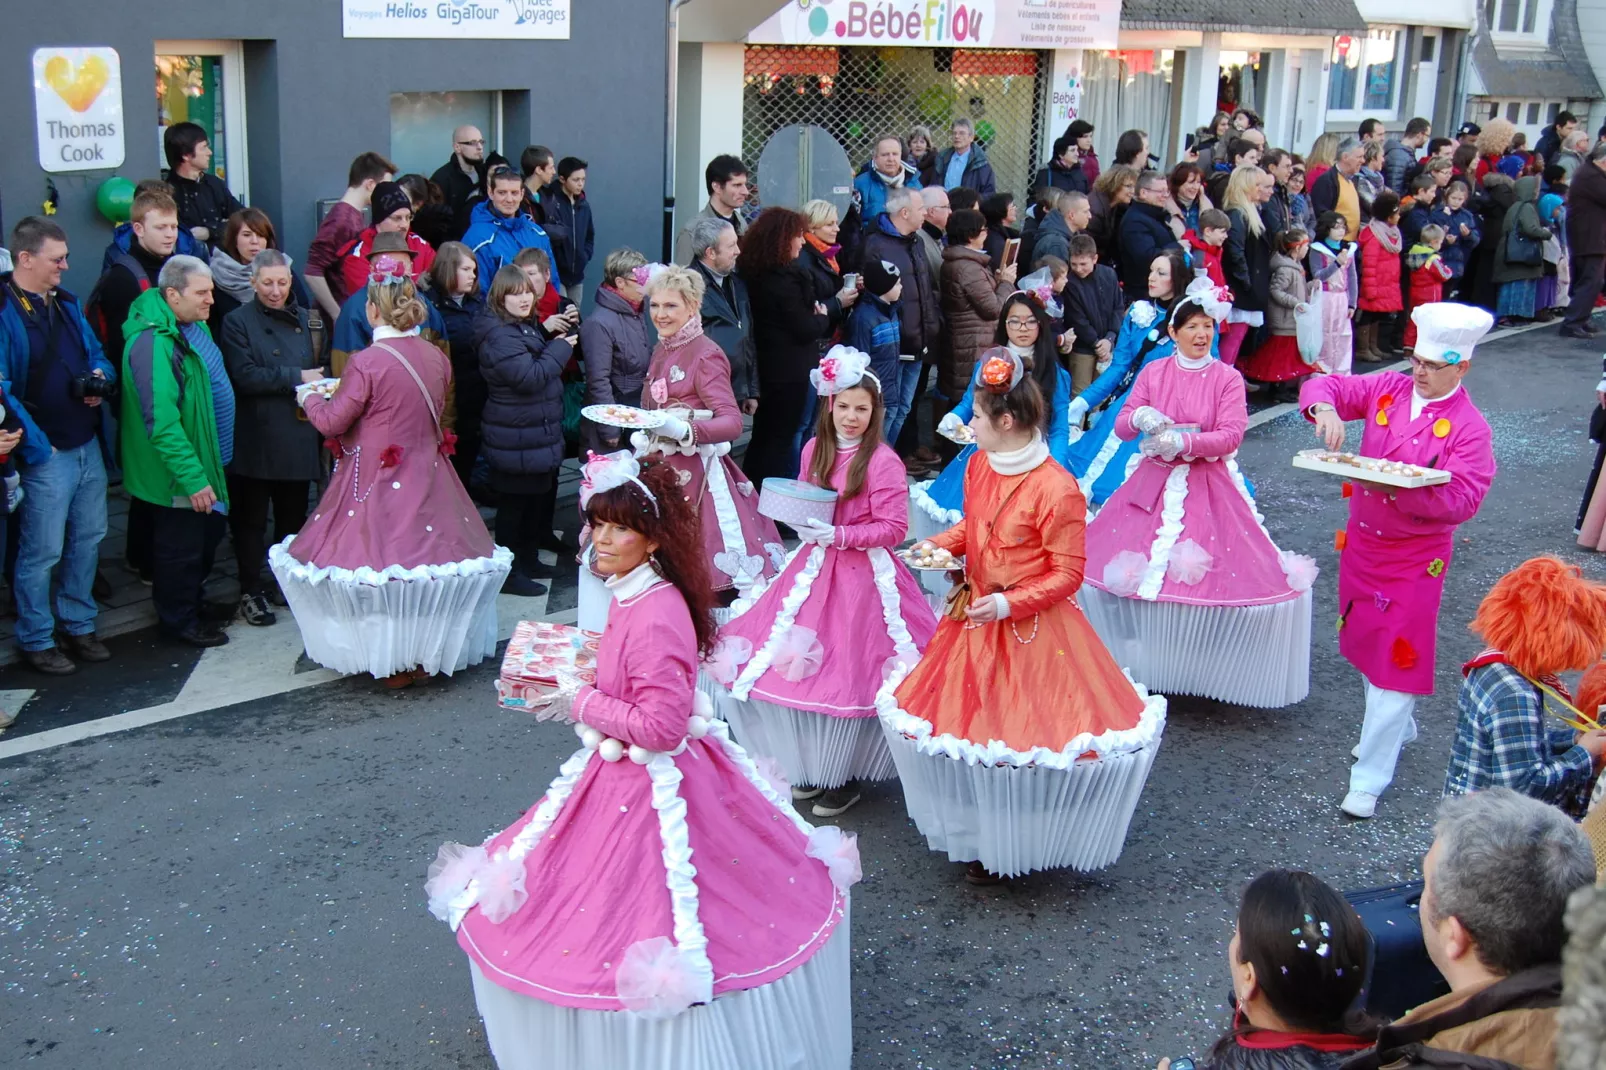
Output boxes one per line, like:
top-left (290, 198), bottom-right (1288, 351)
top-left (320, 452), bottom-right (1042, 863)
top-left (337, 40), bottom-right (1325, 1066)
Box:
top-left (373, 324), bottom-right (421, 341)
top-left (1176, 351), bottom-right (1213, 371)
top-left (1007, 342), bottom-right (1035, 361)
top-left (604, 561), bottom-right (664, 603)
top-left (986, 432), bottom-right (1049, 476)
top-left (835, 432), bottom-right (863, 449)
top-left (1411, 384), bottom-right (1460, 420)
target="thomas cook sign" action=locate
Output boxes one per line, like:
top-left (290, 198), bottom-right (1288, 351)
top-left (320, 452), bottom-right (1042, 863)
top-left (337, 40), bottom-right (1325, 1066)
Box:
top-left (343, 0), bottom-right (571, 39)
top-left (33, 47), bottom-right (125, 173)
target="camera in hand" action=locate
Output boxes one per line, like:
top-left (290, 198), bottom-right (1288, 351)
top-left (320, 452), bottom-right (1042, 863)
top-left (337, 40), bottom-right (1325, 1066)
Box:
top-left (69, 374), bottom-right (115, 400)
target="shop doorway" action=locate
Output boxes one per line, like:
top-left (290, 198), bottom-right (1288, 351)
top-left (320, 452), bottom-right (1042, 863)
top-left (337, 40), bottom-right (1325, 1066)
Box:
top-left (155, 41), bottom-right (248, 201)
top-left (742, 46), bottom-right (1048, 204)
top-left (1217, 51), bottom-right (1266, 120)
top-left (389, 91), bottom-right (505, 178)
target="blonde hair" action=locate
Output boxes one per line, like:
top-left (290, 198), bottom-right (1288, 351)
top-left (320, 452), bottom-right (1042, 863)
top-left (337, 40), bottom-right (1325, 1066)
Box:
top-left (1306, 132), bottom-right (1340, 169)
top-left (366, 276), bottom-right (428, 332)
top-left (602, 247), bottom-right (647, 287)
top-left (646, 264), bottom-right (705, 309)
top-left (1476, 118), bottom-right (1516, 158)
top-left (800, 199), bottom-right (840, 230)
top-left (1221, 166), bottom-right (1268, 238)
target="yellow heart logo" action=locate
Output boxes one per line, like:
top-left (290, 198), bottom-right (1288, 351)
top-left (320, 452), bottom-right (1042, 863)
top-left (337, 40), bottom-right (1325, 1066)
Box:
top-left (43, 54), bottom-right (109, 113)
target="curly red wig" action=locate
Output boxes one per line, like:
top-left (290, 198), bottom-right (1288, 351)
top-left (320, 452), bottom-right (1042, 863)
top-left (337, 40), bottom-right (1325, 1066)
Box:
top-left (1470, 556), bottom-right (1606, 677)
top-left (583, 460), bottom-right (718, 658)
top-left (737, 207), bottom-right (808, 280)
top-left (1575, 661), bottom-right (1606, 721)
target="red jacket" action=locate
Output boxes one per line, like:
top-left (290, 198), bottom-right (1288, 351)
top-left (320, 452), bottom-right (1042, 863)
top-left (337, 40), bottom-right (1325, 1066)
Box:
top-left (1183, 229), bottom-right (1227, 288)
top-left (1407, 252), bottom-right (1453, 308)
top-left (1357, 224), bottom-right (1404, 312)
top-left (337, 228), bottom-right (437, 301)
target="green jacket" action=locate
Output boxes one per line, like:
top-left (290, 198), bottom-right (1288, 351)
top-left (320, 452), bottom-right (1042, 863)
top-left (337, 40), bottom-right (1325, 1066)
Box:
top-left (120, 289), bottom-right (229, 509)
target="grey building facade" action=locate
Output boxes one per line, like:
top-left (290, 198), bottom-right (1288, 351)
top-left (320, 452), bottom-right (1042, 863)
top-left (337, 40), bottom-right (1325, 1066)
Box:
top-left (4, 0), bottom-right (670, 300)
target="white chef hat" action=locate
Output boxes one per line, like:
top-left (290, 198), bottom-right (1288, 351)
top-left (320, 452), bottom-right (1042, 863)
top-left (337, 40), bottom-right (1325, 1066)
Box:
top-left (1410, 303), bottom-right (1495, 365)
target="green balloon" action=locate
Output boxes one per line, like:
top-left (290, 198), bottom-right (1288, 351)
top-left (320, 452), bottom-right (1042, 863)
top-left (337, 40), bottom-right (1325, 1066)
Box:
top-left (975, 120), bottom-right (996, 145)
top-left (846, 121), bottom-right (864, 139)
top-left (96, 176), bottom-right (136, 224)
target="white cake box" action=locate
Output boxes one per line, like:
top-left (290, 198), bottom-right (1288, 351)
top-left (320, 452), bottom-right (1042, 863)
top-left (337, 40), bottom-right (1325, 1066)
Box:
top-left (757, 478), bottom-right (839, 527)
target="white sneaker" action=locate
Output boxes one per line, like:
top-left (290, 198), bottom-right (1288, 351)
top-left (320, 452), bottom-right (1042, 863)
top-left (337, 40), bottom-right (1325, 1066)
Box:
top-left (1341, 790), bottom-right (1379, 819)
top-left (791, 785), bottom-right (824, 802)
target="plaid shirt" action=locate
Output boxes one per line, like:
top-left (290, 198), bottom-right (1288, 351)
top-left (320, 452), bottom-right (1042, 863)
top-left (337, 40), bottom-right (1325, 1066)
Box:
top-left (1445, 662), bottom-right (1597, 816)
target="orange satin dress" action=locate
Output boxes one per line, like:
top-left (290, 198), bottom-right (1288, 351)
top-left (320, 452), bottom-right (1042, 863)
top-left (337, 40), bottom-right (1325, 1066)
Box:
top-left (893, 453), bottom-right (1146, 752)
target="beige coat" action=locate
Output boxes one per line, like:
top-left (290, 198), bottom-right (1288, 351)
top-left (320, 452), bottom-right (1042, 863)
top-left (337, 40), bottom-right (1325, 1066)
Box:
top-left (938, 244), bottom-right (1014, 400)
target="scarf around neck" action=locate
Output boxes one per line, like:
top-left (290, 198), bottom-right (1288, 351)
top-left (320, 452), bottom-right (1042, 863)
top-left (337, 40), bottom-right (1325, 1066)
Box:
top-left (1367, 219), bottom-right (1402, 254)
top-left (601, 282), bottom-right (643, 314)
top-left (805, 233), bottom-right (841, 272)
top-left (210, 249), bottom-right (256, 303)
top-left (660, 313), bottom-right (705, 351)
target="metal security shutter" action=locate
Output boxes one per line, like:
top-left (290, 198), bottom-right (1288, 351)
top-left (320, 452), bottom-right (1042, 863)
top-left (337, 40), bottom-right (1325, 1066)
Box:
top-left (743, 45), bottom-right (1048, 206)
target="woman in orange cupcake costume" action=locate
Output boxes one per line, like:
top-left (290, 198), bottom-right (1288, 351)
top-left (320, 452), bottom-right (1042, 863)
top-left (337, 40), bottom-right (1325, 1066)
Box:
top-left (877, 351), bottom-right (1167, 884)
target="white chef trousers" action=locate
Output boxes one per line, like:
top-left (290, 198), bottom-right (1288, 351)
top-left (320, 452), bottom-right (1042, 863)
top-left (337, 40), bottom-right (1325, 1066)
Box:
top-left (1350, 682), bottom-right (1419, 796)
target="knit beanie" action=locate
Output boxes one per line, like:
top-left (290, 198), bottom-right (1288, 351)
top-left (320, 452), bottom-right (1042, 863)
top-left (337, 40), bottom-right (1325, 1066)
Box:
top-left (371, 181), bottom-right (412, 226)
top-left (862, 258), bottom-right (902, 298)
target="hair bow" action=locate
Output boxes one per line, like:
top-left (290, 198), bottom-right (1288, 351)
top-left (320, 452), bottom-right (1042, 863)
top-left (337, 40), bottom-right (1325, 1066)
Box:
top-left (810, 344), bottom-right (880, 396)
top-left (369, 255), bottom-right (410, 286)
top-left (632, 262), bottom-right (669, 288)
top-left (579, 450), bottom-right (659, 515)
top-left (977, 346), bottom-right (1024, 394)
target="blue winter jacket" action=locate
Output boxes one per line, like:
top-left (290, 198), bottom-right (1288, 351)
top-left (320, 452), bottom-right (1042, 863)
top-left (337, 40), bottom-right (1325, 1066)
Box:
top-left (844, 293), bottom-right (902, 389)
top-left (852, 162), bottom-right (922, 232)
top-left (1427, 204), bottom-right (1481, 278)
top-left (100, 224), bottom-right (205, 273)
top-left (461, 201), bottom-right (557, 297)
top-left (0, 279), bottom-right (117, 465)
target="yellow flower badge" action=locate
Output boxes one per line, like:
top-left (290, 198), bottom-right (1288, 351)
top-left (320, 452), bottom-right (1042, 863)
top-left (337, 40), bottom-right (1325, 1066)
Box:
top-left (1427, 558), bottom-right (1445, 578)
top-left (1432, 418), bottom-right (1451, 439)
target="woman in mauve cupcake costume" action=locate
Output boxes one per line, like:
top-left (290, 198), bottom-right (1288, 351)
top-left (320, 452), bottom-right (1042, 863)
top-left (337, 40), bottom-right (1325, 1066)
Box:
top-left (427, 453), bottom-right (856, 1070)
top-left (632, 265), bottom-right (782, 600)
top-left (881, 351), bottom-right (1167, 885)
top-left (714, 347), bottom-right (938, 820)
top-left (1079, 295), bottom-right (1317, 710)
top-left (270, 269), bottom-right (510, 688)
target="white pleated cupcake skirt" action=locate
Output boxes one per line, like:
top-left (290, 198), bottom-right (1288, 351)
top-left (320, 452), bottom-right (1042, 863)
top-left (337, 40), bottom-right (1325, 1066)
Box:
top-left (719, 695), bottom-right (896, 789)
top-left (880, 725), bottom-right (1162, 877)
top-left (1079, 586), bottom-right (1312, 708)
top-left (467, 910), bottom-right (852, 1070)
top-left (269, 538), bottom-right (511, 678)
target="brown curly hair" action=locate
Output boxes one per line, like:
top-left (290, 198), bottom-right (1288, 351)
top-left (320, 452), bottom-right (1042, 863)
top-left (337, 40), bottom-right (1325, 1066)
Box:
top-left (737, 207), bottom-right (808, 280)
top-left (583, 461), bottom-right (717, 658)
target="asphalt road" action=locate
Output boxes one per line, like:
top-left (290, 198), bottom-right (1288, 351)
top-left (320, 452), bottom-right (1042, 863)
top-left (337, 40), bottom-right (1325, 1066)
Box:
top-left (3, 322), bottom-right (1602, 1070)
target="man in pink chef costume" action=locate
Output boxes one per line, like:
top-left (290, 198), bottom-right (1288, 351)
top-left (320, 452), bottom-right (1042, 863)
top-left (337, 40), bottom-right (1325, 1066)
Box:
top-left (1299, 303), bottom-right (1497, 820)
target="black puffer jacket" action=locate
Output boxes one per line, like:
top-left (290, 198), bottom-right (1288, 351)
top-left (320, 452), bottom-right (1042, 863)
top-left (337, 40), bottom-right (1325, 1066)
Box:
top-left (474, 311), bottom-right (572, 476)
top-left (743, 261), bottom-right (832, 387)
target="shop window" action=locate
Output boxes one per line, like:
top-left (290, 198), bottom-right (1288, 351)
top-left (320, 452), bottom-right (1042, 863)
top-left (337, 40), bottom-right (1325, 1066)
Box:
top-left (1546, 102), bottom-right (1560, 122)
top-left (1487, 102), bottom-right (1500, 120)
top-left (156, 41), bottom-right (248, 200)
top-left (389, 92), bottom-right (503, 178)
top-left (1420, 36), bottom-right (1436, 62)
top-left (1526, 102), bottom-right (1541, 124)
top-left (1328, 30), bottom-right (1402, 117)
top-left (1506, 102), bottom-right (1520, 122)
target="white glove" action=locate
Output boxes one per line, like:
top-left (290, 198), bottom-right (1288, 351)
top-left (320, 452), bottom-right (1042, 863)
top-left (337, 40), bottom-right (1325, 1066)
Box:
top-left (656, 413), bottom-right (692, 444)
top-left (796, 518), bottom-right (836, 547)
top-left (1067, 397), bottom-right (1089, 426)
top-left (294, 381), bottom-right (322, 408)
top-left (936, 411), bottom-right (965, 439)
top-left (1139, 429), bottom-right (1184, 461)
top-left (533, 665), bottom-right (587, 724)
top-left (1130, 406), bottom-right (1172, 434)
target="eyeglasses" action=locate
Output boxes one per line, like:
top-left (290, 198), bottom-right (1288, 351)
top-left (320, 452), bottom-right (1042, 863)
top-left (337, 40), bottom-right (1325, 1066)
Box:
top-left (1004, 318), bottom-right (1036, 329)
top-left (456, 138), bottom-right (485, 147)
top-left (1408, 355), bottom-right (1454, 372)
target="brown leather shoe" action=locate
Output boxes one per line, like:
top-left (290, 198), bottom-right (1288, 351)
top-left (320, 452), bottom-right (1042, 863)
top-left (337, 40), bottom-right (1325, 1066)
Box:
top-left (23, 646), bottom-right (77, 675)
top-left (59, 632), bottom-right (111, 662)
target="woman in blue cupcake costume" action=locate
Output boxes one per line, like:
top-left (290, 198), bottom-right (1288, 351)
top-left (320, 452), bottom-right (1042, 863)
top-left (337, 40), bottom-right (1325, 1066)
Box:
top-left (908, 286), bottom-right (1070, 539)
top-left (1066, 250), bottom-right (1227, 508)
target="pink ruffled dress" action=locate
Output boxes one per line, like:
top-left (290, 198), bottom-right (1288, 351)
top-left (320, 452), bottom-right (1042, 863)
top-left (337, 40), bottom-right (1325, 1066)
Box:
top-left (269, 331), bottom-right (511, 677)
top-left (637, 323), bottom-right (783, 595)
top-left (1079, 354), bottom-right (1315, 708)
top-left (712, 440), bottom-right (939, 789)
top-left (430, 565), bottom-right (853, 1070)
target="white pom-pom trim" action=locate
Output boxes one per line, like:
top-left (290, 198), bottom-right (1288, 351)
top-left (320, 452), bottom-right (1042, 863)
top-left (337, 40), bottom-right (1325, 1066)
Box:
top-left (599, 738), bottom-right (625, 762)
top-left (581, 727), bottom-right (604, 750)
top-left (686, 715), bottom-right (710, 739)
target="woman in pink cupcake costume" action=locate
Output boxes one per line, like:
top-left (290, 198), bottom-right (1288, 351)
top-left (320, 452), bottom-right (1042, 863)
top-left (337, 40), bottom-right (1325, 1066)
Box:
top-left (1079, 295), bottom-right (1317, 710)
top-left (632, 265), bottom-right (783, 598)
top-left (427, 453), bottom-right (856, 1070)
top-left (714, 347), bottom-right (939, 819)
